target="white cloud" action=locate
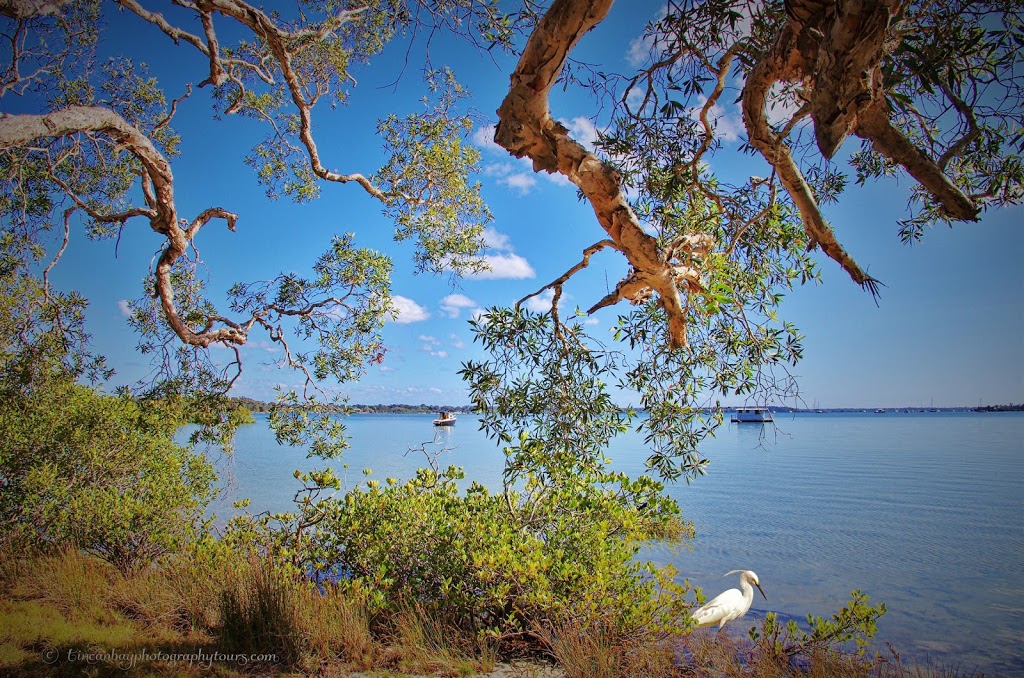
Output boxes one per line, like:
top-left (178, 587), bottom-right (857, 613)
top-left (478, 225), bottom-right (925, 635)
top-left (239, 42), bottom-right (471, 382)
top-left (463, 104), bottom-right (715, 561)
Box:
top-left (472, 124), bottom-right (501, 152)
top-left (418, 334), bottom-right (439, 345)
top-left (560, 116), bottom-right (600, 151)
top-left (440, 293), bottom-right (478, 318)
top-left (522, 288), bottom-right (571, 314)
top-left (389, 295), bottom-right (430, 323)
top-left (469, 253), bottom-right (536, 280)
top-left (483, 157), bottom-right (542, 196)
top-left (482, 227), bottom-right (512, 251)
top-left (626, 5), bottom-right (670, 67)
top-left (117, 299), bottom-right (132, 317)
top-left (766, 81), bottom-right (806, 127)
top-left (543, 171), bottom-right (573, 188)
top-left (246, 339), bottom-right (280, 353)
top-left (499, 173), bottom-right (537, 195)
top-left (690, 96), bottom-right (744, 142)
top-left (421, 340), bottom-right (448, 358)
top-left (477, 123), bottom-right (585, 195)
top-left (449, 334), bottom-right (466, 349)
top-left (625, 85), bottom-right (647, 111)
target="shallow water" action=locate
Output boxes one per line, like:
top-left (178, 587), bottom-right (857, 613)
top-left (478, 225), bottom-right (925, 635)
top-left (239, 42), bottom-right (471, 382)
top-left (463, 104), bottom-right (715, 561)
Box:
top-left (205, 411), bottom-right (1024, 675)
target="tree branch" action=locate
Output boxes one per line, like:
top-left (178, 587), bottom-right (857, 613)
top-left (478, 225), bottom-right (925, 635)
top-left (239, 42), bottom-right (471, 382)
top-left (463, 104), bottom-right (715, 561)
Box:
top-left (0, 106), bottom-right (247, 347)
top-left (517, 239), bottom-right (617, 313)
top-left (495, 0), bottom-right (693, 349)
top-left (742, 20), bottom-right (880, 294)
top-left (855, 95), bottom-right (979, 221)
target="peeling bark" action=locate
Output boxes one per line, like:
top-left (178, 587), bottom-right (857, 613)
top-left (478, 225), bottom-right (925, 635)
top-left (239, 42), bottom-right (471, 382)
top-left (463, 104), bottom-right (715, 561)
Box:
top-left (743, 48), bottom-right (880, 293)
top-left (0, 0), bottom-right (71, 19)
top-left (742, 0), bottom-right (981, 294)
top-left (495, 0), bottom-right (697, 349)
top-left (854, 77), bottom-right (980, 221)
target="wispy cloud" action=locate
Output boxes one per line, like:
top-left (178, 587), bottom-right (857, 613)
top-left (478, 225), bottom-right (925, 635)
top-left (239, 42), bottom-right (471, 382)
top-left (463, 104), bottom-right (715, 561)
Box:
top-left (474, 123), bottom-right (577, 195)
top-left (559, 116), bottom-right (599, 151)
top-left (389, 295), bottom-right (430, 323)
top-left (766, 81), bottom-right (806, 127)
top-left (470, 252), bottom-right (536, 280)
top-left (690, 96), bottom-right (744, 142)
top-left (117, 299), bottom-right (132, 317)
top-left (419, 336), bottom-right (448, 359)
top-left (440, 293), bottom-right (477, 318)
top-left (626, 5), bottom-right (670, 67)
top-left (522, 288), bottom-right (570, 313)
top-left (500, 172), bottom-right (538, 195)
top-left (471, 124), bottom-right (501, 152)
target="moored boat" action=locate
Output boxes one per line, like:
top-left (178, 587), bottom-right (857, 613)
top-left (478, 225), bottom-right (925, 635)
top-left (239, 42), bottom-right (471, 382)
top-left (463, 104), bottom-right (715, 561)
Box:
top-left (433, 411), bottom-right (456, 426)
top-left (731, 407), bottom-right (774, 423)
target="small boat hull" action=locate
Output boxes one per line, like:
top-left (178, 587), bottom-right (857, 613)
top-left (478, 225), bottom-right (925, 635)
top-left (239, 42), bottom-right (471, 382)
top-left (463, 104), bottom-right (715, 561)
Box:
top-left (731, 407), bottom-right (774, 423)
top-left (433, 411), bottom-right (456, 426)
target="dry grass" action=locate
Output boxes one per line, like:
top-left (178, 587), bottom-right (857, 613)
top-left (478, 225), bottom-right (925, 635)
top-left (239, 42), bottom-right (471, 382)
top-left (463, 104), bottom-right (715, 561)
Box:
top-left (0, 548), bottom-right (222, 676)
top-left (379, 603), bottom-right (498, 677)
top-left (218, 557), bottom-right (384, 672)
top-left (538, 613), bottom-right (676, 678)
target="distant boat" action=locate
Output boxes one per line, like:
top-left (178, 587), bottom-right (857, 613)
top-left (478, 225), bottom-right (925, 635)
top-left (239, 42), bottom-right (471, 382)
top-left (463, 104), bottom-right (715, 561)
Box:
top-left (433, 411), bottom-right (456, 426)
top-left (875, 408), bottom-right (886, 413)
top-left (731, 407), bottom-right (774, 423)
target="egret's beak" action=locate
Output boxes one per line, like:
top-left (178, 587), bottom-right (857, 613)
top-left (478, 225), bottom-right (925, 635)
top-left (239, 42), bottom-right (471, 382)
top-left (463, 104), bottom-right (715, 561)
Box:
top-left (755, 582), bottom-right (767, 601)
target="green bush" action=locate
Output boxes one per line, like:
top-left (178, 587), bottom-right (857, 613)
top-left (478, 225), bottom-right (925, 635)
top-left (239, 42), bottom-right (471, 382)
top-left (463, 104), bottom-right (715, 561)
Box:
top-left (749, 590), bottom-right (886, 666)
top-left (0, 378), bottom-right (217, 573)
top-left (237, 448), bottom-right (694, 651)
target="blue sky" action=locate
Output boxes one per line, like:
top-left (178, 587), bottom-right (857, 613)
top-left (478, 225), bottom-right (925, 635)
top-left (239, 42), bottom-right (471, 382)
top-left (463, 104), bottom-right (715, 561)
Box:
top-left (36, 2), bottom-right (1024, 408)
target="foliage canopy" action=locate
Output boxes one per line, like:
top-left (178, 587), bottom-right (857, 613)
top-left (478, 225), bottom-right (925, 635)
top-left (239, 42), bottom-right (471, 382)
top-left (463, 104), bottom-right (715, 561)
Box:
top-left (1, 0), bottom-right (1019, 480)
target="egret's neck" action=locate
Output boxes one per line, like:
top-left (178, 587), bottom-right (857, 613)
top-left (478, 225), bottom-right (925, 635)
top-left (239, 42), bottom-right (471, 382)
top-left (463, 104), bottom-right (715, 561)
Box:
top-left (740, 580), bottom-right (754, 605)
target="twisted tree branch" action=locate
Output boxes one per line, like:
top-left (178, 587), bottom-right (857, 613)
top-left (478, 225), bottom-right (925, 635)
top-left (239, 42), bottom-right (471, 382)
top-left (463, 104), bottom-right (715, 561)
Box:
top-left (495, 0), bottom-right (694, 349)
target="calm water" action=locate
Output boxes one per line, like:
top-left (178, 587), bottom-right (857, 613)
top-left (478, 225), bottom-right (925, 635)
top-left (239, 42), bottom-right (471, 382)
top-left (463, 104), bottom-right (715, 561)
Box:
top-left (205, 412), bottom-right (1024, 675)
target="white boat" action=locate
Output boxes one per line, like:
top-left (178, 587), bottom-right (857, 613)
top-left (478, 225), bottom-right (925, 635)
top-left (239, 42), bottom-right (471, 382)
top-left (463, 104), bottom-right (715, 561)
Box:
top-left (433, 411), bottom-right (456, 426)
top-left (731, 407), bottom-right (774, 423)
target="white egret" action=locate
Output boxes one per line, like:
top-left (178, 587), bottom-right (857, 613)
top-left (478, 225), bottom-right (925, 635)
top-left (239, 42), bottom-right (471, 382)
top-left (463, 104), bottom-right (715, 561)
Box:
top-left (692, 569), bottom-right (767, 630)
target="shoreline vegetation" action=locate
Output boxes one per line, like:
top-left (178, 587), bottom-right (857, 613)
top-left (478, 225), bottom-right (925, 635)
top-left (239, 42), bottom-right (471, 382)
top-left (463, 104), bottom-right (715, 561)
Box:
top-left (0, 547), bottom-right (974, 677)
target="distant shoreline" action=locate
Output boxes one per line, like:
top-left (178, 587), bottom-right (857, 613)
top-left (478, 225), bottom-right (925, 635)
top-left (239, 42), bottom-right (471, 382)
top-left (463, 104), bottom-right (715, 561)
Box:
top-left (226, 396), bottom-right (1023, 415)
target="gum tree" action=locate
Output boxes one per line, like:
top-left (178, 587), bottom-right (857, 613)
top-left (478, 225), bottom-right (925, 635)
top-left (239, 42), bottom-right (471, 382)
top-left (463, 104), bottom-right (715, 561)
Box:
top-left (0, 0), bottom-right (507, 450)
top-left (467, 0), bottom-right (1020, 481)
top-left (0, 0), bottom-right (1019, 476)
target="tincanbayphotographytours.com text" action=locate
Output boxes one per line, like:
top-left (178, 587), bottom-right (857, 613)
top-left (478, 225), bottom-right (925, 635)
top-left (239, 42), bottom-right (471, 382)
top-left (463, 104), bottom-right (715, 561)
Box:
top-left (42, 647), bottom-right (278, 670)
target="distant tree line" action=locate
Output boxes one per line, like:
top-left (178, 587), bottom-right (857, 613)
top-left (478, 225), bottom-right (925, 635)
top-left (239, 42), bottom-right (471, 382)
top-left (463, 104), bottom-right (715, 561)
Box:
top-left (224, 397), bottom-right (474, 415)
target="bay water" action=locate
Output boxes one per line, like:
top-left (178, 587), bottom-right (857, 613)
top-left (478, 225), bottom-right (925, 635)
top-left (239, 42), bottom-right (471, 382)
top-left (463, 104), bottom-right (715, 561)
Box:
top-left (205, 411), bottom-right (1024, 675)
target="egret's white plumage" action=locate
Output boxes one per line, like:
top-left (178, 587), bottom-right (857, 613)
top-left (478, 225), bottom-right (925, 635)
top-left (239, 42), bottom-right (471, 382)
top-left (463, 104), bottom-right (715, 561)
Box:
top-left (692, 569), bottom-right (767, 629)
